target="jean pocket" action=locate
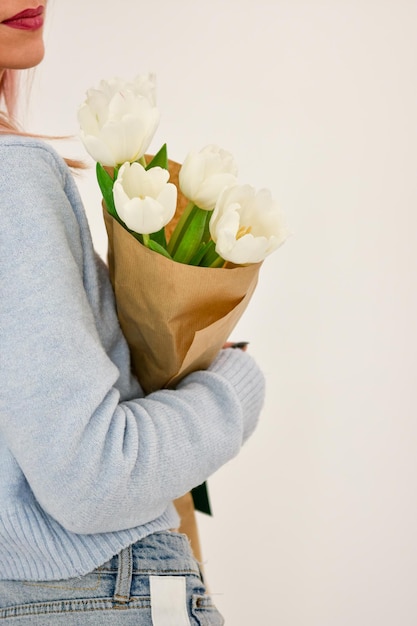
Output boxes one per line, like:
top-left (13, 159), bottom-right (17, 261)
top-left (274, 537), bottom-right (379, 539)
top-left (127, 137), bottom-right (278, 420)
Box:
top-left (0, 570), bottom-right (114, 619)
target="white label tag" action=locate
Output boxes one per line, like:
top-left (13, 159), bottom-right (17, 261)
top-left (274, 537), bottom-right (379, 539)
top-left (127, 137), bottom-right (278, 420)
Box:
top-left (150, 576), bottom-right (191, 626)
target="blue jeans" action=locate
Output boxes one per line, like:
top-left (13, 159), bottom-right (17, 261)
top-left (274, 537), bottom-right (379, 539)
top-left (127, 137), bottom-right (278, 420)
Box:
top-left (0, 531), bottom-right (224, 625)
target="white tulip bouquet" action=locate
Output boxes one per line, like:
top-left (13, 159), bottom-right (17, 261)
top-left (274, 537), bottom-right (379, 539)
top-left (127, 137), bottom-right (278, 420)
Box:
top-left (77, 74), bottom-right (288, 556)
top-left (78, 75), bottom-right (287, 270)
top-left (77, 73), bottom-right (288, 395)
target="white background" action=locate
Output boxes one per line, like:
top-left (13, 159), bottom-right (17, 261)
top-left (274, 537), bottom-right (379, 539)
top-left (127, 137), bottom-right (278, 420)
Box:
top-left (27, 1), bottom-right (417, 624)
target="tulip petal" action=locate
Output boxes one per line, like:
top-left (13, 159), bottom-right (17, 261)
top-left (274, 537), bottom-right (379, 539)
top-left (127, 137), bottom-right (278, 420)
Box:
top-left (156, 183), bottom-right (177, 222)
top-left (216, 233), bottom-right (267, 264)
top-left (195, 173), bottom-right (238, 210)
top-left (179, 153), bottom-right (205, 197)
top-left (80, 133), bottom-right (118, 167)
top-left (113, 176), bottom-right (130, 208)
top-left (115, 197), bottom-right (157, 234)
top-left (77, 103), bottom-right (101, 135)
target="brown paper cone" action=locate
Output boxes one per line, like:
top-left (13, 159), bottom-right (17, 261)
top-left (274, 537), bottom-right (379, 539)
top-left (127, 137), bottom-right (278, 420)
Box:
top-left (173, 493), bottom-right (203, 561)
top-left (103, 159), bottom-right (262, 562)
top-left (104, 161), bottom-right (261, 394)
top-left (105, 212), bottom-right (260, 393)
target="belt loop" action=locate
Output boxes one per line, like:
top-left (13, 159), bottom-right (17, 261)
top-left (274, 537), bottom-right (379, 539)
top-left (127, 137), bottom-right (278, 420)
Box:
top-left (113, 544), bottom-right (133, 605)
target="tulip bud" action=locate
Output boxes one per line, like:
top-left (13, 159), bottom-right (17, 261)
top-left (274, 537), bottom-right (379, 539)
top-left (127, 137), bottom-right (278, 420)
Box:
top-left (113, 162), bottom-right (177, 235)
top-left (179, 145), bottom-right (238, 211)
top-left (209, 184), bottom-right (288, 264)
top-left (78, 75), bottom-right (159, 167)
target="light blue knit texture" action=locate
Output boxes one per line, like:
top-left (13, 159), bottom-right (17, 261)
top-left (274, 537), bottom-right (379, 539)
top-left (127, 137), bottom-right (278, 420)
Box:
top-left (0, 136), bottom-right (265, 581)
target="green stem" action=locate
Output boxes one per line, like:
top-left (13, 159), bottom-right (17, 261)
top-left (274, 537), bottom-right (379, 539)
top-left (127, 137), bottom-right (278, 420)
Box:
top-left (208, 254), bottom-right (226, 268)
top-left (139, 156), bottom-right (147, 167)
top-left (173, 208), bottom-right (210, 265)
top-left (142, 233), bottom-right (150, 248)
top-left (189, 242), bottom-right (208, 266)
top-left (167, 201), bottom-right (195, 256)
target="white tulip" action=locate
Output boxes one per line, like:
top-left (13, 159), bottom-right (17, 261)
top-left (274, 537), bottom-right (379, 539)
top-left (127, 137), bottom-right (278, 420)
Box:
top-left (90, 75), bottom-right (157, 107)
top-left (179, 145), bottom-right (238, 210)
top-left (113, 162), bottom-right (177, 235)
top-left (78, 75), bottom-right (159, 167)
top-left (209, 185), bottom-right (288, 264)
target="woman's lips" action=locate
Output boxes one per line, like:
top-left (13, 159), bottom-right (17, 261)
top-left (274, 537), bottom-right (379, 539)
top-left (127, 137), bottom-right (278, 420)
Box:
top-left (2, 6), bottom-right (44, 31)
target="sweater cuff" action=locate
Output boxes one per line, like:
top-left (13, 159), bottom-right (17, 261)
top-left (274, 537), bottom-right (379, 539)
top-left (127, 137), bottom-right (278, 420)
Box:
top-left (207, 348), bottom-right (265, 443)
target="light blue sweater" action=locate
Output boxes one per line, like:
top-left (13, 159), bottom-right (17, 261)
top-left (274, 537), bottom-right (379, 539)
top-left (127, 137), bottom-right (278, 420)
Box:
top-left (0, 135), bottom-right (265, 581)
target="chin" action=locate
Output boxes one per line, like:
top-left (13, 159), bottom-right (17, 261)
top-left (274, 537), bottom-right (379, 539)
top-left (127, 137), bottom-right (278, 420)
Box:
top-left (9, 45), bottom-right (45, 70)
top-left (24, 49), bottom-right (45, 69)
top-left (0, 28), bottom-right (45, 70)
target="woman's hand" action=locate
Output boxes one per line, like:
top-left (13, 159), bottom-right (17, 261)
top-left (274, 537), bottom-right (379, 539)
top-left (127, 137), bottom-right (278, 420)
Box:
top-left (223, 341), bottom-right (249, 351)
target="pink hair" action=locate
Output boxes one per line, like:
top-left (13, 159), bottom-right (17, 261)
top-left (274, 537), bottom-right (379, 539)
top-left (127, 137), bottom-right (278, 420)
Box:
top-left (0, 69), bottom-right (85, 169)
top-left (0, 69), bottom-right (18, 129)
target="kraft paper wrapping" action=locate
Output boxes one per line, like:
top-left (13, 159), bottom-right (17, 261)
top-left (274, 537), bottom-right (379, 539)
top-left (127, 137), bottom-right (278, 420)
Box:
top-left (103, 159), bottom-right (262, 562)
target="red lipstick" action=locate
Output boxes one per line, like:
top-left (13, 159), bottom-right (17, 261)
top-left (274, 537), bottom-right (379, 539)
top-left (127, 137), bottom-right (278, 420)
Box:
top-left (2, 6), bottom-right (44, 31)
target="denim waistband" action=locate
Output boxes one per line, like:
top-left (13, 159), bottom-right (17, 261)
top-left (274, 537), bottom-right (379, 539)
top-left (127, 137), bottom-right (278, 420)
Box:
top-left (100, 531), bottom-right (200, 577)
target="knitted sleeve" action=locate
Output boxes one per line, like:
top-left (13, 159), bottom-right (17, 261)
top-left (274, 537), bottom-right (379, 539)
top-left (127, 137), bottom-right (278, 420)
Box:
top-left (0, 138), bottom-right (265, 535)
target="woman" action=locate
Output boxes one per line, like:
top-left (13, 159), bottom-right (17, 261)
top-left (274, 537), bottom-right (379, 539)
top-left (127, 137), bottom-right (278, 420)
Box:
top-left (0, 2), bottom-right (265, 624)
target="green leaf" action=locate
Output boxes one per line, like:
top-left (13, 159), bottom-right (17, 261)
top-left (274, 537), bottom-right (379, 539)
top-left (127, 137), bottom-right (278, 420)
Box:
top-left (96, 163), bottom-right (118, 219)
top-left (147, 239), bottom-right (173, 260)
top-left (199, 239), bottom-right (225, 268)
top-left (150, 227), bottom-right (167, 249)
top-left (146, 144), bottom-right (168, 171)
top-left (189, 242), bottom-right (208, 266)
top-left (173, 207), bottom-right (210, 264)
top-left (167, 201), bottom-right (195, 256)
top-left (201, 209), bottom-right (213, 243)
top-left (191, 482), bottom-right (212, 516)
